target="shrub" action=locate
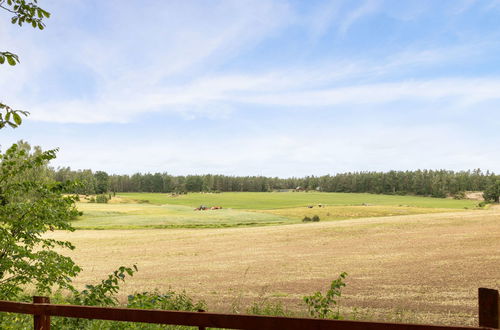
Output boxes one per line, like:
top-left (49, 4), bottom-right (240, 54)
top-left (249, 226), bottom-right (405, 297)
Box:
top-left (247, 300), bottom-right (290, 317)
top-left (453, 191), bottom-right (466, 200)
top-left (95, 194), bottom-right (109, 203)
top-left (127, 290), bottom-right (206, 312)
top-left (483, 179), bottom-right (500, 203)
top-left (312, 215), bottom-right (320, 222)
top-left (302, 216), bottom-right (312, 222)
top-left (303, 272), bottom-right (347, 319)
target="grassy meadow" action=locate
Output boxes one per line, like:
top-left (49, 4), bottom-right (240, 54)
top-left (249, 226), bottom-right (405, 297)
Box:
top-left (73, 203), bottom-right (290, 229)
top-left (118, 191), bottom-right (478, 209)
top-left (72, 192), bottom-right (480, 229)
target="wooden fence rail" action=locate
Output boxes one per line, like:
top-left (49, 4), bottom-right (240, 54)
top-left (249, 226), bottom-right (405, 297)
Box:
top-left (0, 288), bottom-right (497, 330)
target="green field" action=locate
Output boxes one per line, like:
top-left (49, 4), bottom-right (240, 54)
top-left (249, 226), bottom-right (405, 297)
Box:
top-left (73, 203), bottom-right (290, 229)
top-left (118, 192), bottom-right (478, 209)
top-left (72, 192), bottom-right (481, 229)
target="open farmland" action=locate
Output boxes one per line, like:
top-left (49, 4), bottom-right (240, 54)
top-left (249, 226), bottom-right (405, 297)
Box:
top-left (71, 192), bottom-right (480, 229)
top-left (53, 193), bottom-right (499, 326)
top-left (72, 202), bottom-right (290, 229)
top-left (118, 191), bottom-right (479, 209)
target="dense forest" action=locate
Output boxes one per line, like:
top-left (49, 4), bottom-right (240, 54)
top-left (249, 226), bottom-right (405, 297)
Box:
top-left (51, 166), bottom-right (500, 201)
top-left (9, 141), bottom-right (498, 201)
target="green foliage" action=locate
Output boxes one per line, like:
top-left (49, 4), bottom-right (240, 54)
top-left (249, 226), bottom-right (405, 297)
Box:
top-left (1, 0), bottom-right (50, 129)
top-left (94, 171), bottom-right (109, 194)
top-left (0, 103), bottom-right (29, 129)
top-left (483, 178), bottom-right (500, 203)
top-left (303, 272), bottom-right (347, 319)
top-left (0, 265), bottom-right (208, 329)
top-left (453, 191), bottom-right (466, 200)
top-left (0, 143), bottom-right (81, 299)
top-left (95, 194), bottom-right (109, 203)
top-left (301, 214), bottom-right (320, 222)
top-left (247, 299), bottom-right (290, 317)
top-left (0, 0), bottom-right (50, 32)
top-left (54, 265), bottom-right (138, 329)
top-left (127, 290), bottom-right (206, 312)
top-left (72, 265), bottom-right (138, 307)
top-left (54, 168), bottom-right (498, 199)
top-left (0, 51), bottom-right (19, 65)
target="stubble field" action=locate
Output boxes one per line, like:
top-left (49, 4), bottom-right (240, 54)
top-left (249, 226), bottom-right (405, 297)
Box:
top-left (46, 192), bottom-right (499, 327)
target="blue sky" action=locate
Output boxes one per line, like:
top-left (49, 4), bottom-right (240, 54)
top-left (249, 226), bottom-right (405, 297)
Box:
top-left (1, 0), bottom-right (500, 177)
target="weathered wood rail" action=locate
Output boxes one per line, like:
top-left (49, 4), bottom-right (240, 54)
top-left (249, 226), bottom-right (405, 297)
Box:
top-left (0, 288), bottom-right (498, 329)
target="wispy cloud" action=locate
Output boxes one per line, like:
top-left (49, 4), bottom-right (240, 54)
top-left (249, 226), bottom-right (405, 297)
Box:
top-left (2, 1), bottom-right (500, 174)
top-left (21, 40), bottom-right (498, 124)
top-left (306, 0), bottom-right (343, 40)
top-left (338, 0), bottom-right (379, 36)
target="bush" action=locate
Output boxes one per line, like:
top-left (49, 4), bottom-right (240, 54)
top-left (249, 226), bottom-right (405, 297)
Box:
top-left (453, 191), bottom-right (466, 200)
top-left (312, 215), bottom-right (320, 222)
top-left (127, 290), bottom-right (206, 312)
top-left (95, 194), bottom-right (109, 203)
top-left (302, 216), bottom-right (312, 222)
top-left (247, 300), bottom-right (290, 317)
top-left (483, 179), bottom-right (500, 203)
top-left (303, 272), bottom-right (347, 319)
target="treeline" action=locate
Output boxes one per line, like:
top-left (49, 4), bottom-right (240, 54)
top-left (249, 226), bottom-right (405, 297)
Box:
top-left (52, 167), bottom-right (499, 199)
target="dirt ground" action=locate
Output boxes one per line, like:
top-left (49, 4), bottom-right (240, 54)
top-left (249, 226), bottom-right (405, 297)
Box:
top-left (49, 207), bottom-right (500, 327)
top-left (465, 191), bottom-right (485, 201)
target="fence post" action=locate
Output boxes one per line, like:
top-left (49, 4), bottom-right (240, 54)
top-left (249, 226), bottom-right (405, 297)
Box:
top-left (33, 296), bottom-right (50, 330)
top-left (197, 309), bottom-right (206, 330)
top-left (479, 288), bottom-right (499, 329)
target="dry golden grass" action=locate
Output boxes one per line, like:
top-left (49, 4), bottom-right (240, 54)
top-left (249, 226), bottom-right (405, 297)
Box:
top-left (48, 207), bottom-right (500, 326)
top-left (255, 205), bottom-right (462, 221)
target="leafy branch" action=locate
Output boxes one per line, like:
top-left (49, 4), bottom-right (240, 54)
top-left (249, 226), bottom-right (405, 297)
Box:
top-left (303, 272), bottom-right (348, 319)
top-left (0, 0), bottom-right (50, 129)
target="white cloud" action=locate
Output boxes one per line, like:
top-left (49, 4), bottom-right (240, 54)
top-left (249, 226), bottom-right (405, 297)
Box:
top-left (1, 0), bottom-right (294, 121)
top-left (34, 121), bottom-right (497, 176)
top-left (306, 0), bottom-right (343, 40)
top-left (338, 0), bottom-right (379, 36)
top-left (234, 78), bottom-right (500, 108)
top-left (28, 75), bottom-right (500, 124)
top-left (2, 1), bottom-right (500, 175)
top-left (1, 0), bottom-right (497, 124)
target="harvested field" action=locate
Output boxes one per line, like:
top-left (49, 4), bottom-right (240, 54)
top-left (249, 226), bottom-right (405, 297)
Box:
top-left (49, 206), bottom-right (500, 327)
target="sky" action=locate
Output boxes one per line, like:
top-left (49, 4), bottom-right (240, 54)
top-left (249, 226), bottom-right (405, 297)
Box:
top-left (1, 0), bottom-right (500, 177)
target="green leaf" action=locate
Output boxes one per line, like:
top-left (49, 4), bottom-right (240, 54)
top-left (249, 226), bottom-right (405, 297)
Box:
top-left (0, 56), bottom-right (5, 64)
top-left (13, 113), bottom-right (22, 125)
top-left (7, 56), bottom-right (16, 66)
